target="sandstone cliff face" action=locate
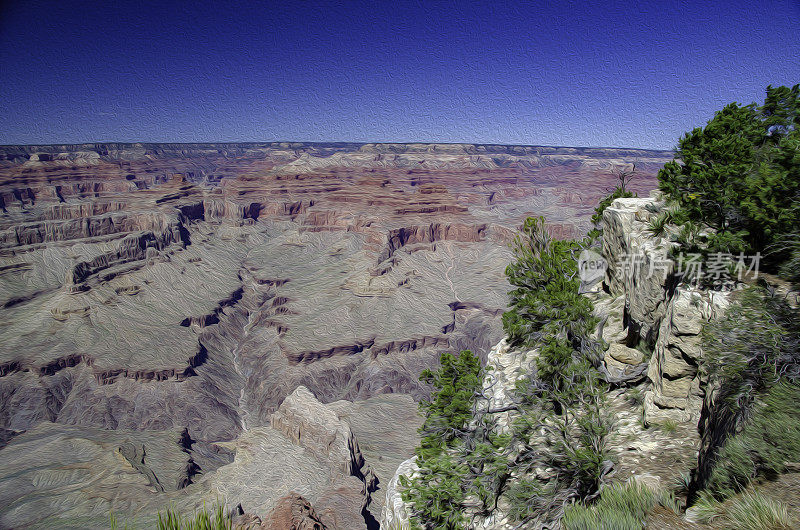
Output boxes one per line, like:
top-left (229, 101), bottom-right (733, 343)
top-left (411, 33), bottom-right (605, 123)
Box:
top-left (382, 194), bottom-right (731, 529)
top-left (601, 196), bottom-right (730, 423)
top-left (644, 288), bottom-right (730, 422)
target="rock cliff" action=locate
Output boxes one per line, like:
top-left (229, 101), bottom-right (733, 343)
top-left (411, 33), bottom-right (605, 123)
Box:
top-left (382, 193), bottom-right (734, 528)
top-left (0, 142), bottom-right (672, 527)
top-left (600, 195), bottom-right (731, 423)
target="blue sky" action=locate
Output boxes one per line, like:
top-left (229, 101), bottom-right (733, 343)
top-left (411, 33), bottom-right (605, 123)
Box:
top-left (1, 0), bottom-right (798, 149)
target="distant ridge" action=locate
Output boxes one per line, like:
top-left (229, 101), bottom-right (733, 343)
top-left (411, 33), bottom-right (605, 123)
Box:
top-left (0, 141), bottom-right (674, 159)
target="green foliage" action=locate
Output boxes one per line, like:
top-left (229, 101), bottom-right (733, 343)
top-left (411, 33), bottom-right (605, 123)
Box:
top-left (692, 490), bottom-right (725, 524)
top-left (657, 419), bottom-right (678, 434)
top-left (401, 450), bottom-right (469, 530)
top-left (505, 478), bottom-right (550, 522)
top-left (401, 350), bottom-right (484, 529)
top-left (156, 503), bottom-right (231, 530)
top-left (702, 287), bottom-right (799, 428)
top-left (724, 491), bottom-right (795, 530)
top-left (109, 514), bottom-right (131, 530)
top-left (626, 386), bottom-right (645, 407)
top-left (673, 471), bottom-right (692, 495)
top-left (588, 164), bottom-right (639, 240)
top-left (502, 216), bottom-right (596, 349)
top-left (779, 249), bottom-right (800, 283)
top-left (646, 209), bottom-right (673, 237)
top-left (109, 503), bottom-right (231, 530)
top-left (773, 234), bottom-right (800, 284)
top-left (562, 482), bottom-right (676, 530)
top-left (404, 215), bottom-right (614, 528)
top-left (658, 84), bottom-right (800, 272)
top-left (417, 351), bottom-right (483, 459)
top-left (695, 286), bottom-right (800, 502)
top-left (501, 217), bottom-right (611, 523)
top-left (708, 382), bottom-right (800, 496)
top-left (693, 490), bottom-right (795, 529)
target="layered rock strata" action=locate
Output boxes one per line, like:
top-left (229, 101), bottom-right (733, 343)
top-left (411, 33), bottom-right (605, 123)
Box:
top-left (0, 143), bottom-right (671, 527)
top-left (382, 193), bottom-right (733, 528)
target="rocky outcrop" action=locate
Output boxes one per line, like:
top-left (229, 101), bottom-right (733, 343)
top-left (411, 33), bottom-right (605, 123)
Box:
top-left (258, 493), bottom-right (328, 529)
top-left (205, 386), bottom-right (378, 529)
top-left (379, 223), bottom-right (487, 264)
top-left (381, 192), bottom-right (741, 529)
top-left (271, 386), bottom-right (367, 477)
top-left (602, 194), bottom-right (678, 346)
top-left (380, 456), bottom-right (418, 530)
top-left (600, 195), bottom-right (731, 423)
top-left (644, 288), bottom-right (729, 422)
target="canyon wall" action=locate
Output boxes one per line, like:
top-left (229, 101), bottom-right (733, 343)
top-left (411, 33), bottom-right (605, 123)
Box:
top-left (0, 143), bottom-right (671, 528)
top-left (382, 194), bottom-right (733, 529)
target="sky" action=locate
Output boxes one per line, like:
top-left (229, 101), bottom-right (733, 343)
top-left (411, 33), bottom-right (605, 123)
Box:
top-left (0, 0), bottom-right (798, 149)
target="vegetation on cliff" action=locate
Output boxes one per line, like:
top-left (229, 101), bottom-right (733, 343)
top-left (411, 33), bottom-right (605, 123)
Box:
top-left (561, 482), bottom-right (678, 530)
top-left (110, 503), bottom-right (232, 530)
top-left (402, 217), bottom-right (609, 528)
top-left (588, 164), bottom-right (638, 240)
top-left (695, 286), bottom-right (800, 499)
top-left (399, 350), bottom-right (485, 529)
top-left (401, 84), bottom-right (799, 529)
top-left (657, 84), bottom-right (800, 278)
top-left (502, 217), bottom-right (610, 523)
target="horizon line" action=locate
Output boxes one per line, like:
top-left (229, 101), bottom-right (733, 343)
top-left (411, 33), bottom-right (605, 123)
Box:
top-left (0, 140), bottom-right (676, 153)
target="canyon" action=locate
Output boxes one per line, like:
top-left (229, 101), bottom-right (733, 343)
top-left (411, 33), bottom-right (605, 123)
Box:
top-left (0, 142), bottom-right (672, 528)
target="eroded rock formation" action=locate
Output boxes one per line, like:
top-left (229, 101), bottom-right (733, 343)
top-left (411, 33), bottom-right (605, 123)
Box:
top-left (600, 196), bottom-right (731, 422)
top-left (381, 194), bottom-right (733, 528)
top-left (0, 142), bottom-right (671, 527)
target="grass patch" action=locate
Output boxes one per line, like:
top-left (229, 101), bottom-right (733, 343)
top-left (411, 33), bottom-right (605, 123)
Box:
top-left (707, 382), bottom-right (800, 496)
top-left (692, 489), bottom-right (796, 529)
top-left (657, 419), bottom-right (678, 434)
top-left (724, 491), bottom-right (795, 530)
top-left (562, 482), bottom-right (677, 530)
top-left (626, 386), bottom-right (645, 407)
top-left (646, 210), bottom-right (672, 237)
top-left (692, 490), bottom-right (725, 524)
top-left (110, 503), bottom-right (232, 530)
top-left (672, 471), bottom-right (692, 495)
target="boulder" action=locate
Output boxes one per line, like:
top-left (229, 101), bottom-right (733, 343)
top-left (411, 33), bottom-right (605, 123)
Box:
top-left (259, 493), bottom-right (327, 530)
top-left (607, 343), bottom-right (645, 365)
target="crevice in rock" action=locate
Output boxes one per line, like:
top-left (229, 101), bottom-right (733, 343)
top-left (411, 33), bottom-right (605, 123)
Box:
top-left (40, 354), bottom-right (91, 376)
top-left (369, 336), bottom-right (449, 358)
top-left (177, 428), bottom-right (201, 488)
top-left (377, 223), bottom-right (487, 264)
top-left (0, 361), bottom-right (21, 377)
top-left (287, 339), bottom-right (376, 365)
top-left (94, 342), bottom-right (207, 384)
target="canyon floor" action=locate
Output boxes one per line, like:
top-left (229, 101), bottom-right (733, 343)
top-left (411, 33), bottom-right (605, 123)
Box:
top-left (0, 142), bottom-right (670, 528)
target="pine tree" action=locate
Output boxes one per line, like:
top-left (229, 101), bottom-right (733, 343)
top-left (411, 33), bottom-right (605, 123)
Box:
top-left (657, 84), bottom-right (800, 269)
